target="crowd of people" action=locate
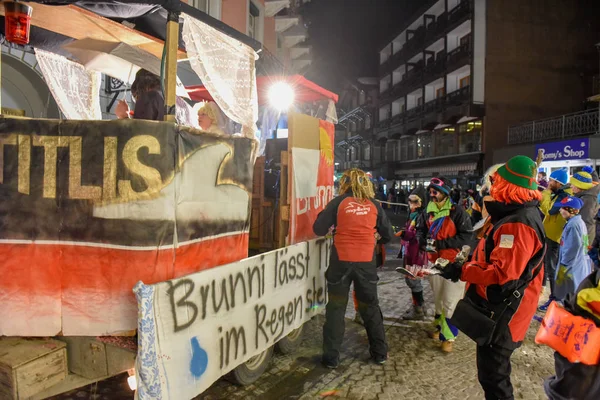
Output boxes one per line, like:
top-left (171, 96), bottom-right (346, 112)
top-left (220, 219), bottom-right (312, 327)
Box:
top-left (313, 158), bottom-right (600, 400)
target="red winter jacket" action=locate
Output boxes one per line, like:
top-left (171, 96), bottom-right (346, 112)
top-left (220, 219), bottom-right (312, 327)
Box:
top-left (462, 200), bottom-right (545, 348)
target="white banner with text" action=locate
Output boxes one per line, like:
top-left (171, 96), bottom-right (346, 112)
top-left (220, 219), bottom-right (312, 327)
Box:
top-left (134, 238), bottom-right (331, 399)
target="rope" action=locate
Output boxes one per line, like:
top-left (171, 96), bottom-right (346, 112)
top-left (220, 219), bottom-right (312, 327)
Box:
top-left (374, 200), bottom-right (409, 207)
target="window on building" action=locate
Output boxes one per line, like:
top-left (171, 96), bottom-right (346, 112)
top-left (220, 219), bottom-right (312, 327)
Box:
top-left (435, 127), bottom-right (456, 156)
top-left (248, 1), bottom-right (260, 40)
top-left (436, 87), bottom-right (445, 98)
top-left (365, 115), bottom-right (371, 129)
top-left (458, 120), bottom-right (482, 153)
top-left (417, 133), bottom-right (433, 158)
top-left (460, 33), bottom-right (472, 47)
top-left (191, 0), bottom-right (209, 12)
top-left (406, 137), bottom-right (415, 160)
top-left (417, 97), bottom-right (423, 106)
top-left (459, 75), bottom-right (471, 88)
top-left (363, 144), bottom-right (371, 161)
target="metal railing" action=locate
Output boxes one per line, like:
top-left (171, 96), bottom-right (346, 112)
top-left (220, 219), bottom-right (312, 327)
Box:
top-left (507, 108), bottom-right (600, 145)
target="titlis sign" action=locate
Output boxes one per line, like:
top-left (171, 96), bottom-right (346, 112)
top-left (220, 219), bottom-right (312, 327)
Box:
top-left (134, 238), bottom-right (331, 400)
top-left (535, 138), bottom-right (589, 162)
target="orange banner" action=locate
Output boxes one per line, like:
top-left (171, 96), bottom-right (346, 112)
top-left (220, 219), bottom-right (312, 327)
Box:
top-left (289, 120), bottom-right (335, 244)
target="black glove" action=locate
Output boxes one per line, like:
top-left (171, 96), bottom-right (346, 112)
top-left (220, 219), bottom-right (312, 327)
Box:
top-left (439, 262), bottom-right (462, 282)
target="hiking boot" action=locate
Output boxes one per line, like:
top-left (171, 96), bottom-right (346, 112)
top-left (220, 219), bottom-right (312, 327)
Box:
top-left (441, 341), bottom-right (453, 353)
top-left (354, 313), bottom-right (363, 325)
top-left (402, 305), bottom-right (425, 321)
top-left (538, 298), bottom-right (554, 312)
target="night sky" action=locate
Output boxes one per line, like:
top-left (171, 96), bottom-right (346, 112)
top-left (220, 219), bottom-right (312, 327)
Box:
top-left (302, 0), bottom-right (422, 91)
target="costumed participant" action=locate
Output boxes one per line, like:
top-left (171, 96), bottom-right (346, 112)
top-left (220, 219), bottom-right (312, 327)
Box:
top-left (555, 196), bottom-right (593, 301)
top-left (542, 269), bottom-right (600, 400)
top-left (115, 69), bottom-right (165, 121)
top-left (539, 168), bottom-right (571, 311)
top-left (416, 176), bottom-right (472, 352)
top-left (197, 101), bottom-right (232, 135)
top-left (439, 155), bottom-right (546, 400)
top-left (570, 166), bottom-right (600, 246)
top-left (313, 168), bottom-right (394, 368)
top-left (396, 186), bottom-right (428, 320)
top-left (471, 164), bottom-right (502, 235)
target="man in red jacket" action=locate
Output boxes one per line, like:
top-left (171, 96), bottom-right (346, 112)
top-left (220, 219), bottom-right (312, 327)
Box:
top-left (441, 155), bottom-right (546, 400)
top-left (313, 168), bottom-right (393, 368)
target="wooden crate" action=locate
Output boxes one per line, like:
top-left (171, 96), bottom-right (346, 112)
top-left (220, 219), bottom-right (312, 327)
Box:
top-left (0, 338), bottom-right (67, 400)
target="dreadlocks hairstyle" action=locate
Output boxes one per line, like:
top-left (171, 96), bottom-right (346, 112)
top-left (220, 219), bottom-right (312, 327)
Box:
top-left (339, 168), bottom-right (375, 202)
top-left (490, 171), bottom-right (542, 204)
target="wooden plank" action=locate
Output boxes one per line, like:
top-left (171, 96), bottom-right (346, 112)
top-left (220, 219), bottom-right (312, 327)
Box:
top-left (0, 338), bottom-right (66, 368)
top-left (164, 18), bottom-right (179, 122)
top-left (16, 348), bottom-right (67, 399)
top-left (105, 345), bottom-right (136, 376)
top-left (0, 3), bottom-right (187, 60)
top-left (58, 337), bottom-right (108, 380)
top-left (278, 150), bottom-right (289, 248)
top-left (287, 112), bottom-right (320, 150)
top-left (0, 338), bottom-right (67, 400)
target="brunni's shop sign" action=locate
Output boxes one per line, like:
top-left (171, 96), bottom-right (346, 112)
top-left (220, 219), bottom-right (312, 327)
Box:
top-left (536, 138), bottom-right (589, 162)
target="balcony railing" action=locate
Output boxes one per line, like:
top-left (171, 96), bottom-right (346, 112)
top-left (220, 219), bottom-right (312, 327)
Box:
top-left (507, 109), bottom-right (600, 145)
top-left (448, 0), bottom-right (471, 26)
top-left (445, 85), bottom-right (470, 105)
top-left (447, 42), bottom-right (471, 68)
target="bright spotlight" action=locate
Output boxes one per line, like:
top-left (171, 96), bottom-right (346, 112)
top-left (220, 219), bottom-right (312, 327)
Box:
top-left (268, 82), bottom-right (295, 111)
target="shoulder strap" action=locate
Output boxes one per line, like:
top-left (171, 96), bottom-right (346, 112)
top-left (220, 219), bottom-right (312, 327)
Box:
top-left (502, 241), bottom-right (546, 307)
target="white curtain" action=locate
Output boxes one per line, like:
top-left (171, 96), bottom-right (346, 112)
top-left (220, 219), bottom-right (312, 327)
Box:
top-left (181, 13), bottom-right (259, 138)
top-left (35, 49), bottom-right (102, 120)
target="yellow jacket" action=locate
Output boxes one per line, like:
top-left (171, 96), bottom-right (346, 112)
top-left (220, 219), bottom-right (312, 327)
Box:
top-left (540, 188), bottom-right (572, 243)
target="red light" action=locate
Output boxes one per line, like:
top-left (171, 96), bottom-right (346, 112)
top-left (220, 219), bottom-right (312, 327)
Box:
top-left (4, 1), bottom-right (32, 45)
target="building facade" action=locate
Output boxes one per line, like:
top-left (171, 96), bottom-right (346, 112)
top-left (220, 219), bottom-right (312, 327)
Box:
top-left (376, 0), bottom-right (600, 188)
top-left (334, 78), bottom-right (378, 174)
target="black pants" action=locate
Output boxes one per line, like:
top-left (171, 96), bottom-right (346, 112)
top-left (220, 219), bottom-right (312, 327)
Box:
top-left (477, 344), bottom-right (515, 400)
top-left (322, 260), bottom-right (388, 363)
top-left (543, 239), bottom-right (559, 298)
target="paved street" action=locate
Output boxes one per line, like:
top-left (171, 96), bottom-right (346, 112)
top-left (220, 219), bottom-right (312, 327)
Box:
top-left (51, 238), bottom-right (555, 400)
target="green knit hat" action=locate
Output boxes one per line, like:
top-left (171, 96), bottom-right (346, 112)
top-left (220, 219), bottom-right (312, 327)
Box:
top-left (497, 155), bottom-right (538, 190)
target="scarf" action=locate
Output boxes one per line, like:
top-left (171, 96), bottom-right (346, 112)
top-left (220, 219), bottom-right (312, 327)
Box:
top-left (426, 198), bottom-right (452, 221)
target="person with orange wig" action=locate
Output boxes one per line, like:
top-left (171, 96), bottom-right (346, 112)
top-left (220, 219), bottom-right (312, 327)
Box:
top-left (439, 155), bottom-right (546, 400)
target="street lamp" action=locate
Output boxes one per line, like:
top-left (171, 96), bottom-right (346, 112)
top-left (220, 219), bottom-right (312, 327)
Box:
top-left (268, 82), bottom-right (295, 112)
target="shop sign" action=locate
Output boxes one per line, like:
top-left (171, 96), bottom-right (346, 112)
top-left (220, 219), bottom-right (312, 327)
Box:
top-left (536, 138), bottom-right (589, 161)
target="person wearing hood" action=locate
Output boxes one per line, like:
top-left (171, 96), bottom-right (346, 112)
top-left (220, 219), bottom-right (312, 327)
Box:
top-left (539, 168), bottom-right (571, 311)
top-left (438, 156), bottom-right (546, 400)
top-left (416, 176), bottom-right (473, 352)
top-left (396, 186), bottom-right (428, 320)
top-left (570, 167), bottom-right (600, 246)
top-left (554, 196), bottom-right (593, 301)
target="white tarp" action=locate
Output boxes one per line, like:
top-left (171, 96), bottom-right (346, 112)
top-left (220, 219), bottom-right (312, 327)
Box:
top-left (35, 49), bottom-right (102, 120)
top-left (134, 238), bottom-right (330, 399)
top-left (292, 147), bottom-right (320, 198)
top-left (182, 13), bottom-right (259, 139)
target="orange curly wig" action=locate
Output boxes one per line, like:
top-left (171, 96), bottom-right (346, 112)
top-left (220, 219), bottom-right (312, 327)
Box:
top-left (490, 171), bottom-right (542, 204)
